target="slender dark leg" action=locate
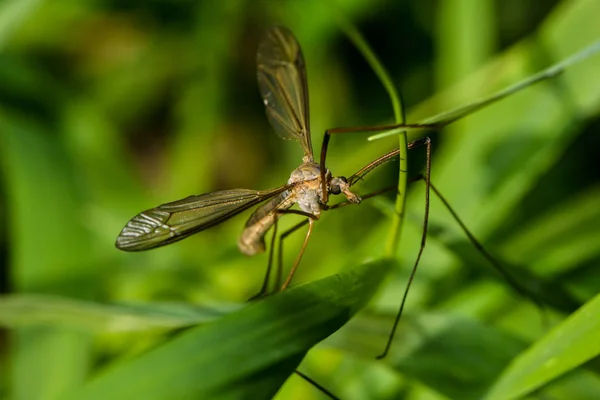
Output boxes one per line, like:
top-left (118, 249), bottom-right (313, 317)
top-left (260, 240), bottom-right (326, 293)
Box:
top-left (319, 123), bottom-right (437, 203)
top-left (377, 137), bottom-right (431, 359)
top-left (249, 212), bottom-right (314, 299)
top-left (294, 370), bottom-right (340, 400)
top-left (271, 209), bottom-right (319, 291)
top-left (342, 143), bottom-right (544, 357)
top-left (277, 219), bottom-right (310, 289)
top-left (322, 139), bottom-right (542, 358)
top-left (281, 219), bottom-right (314, 290)
top-left (421, 175), bottom-right (545, 312)
top-left (347, 146), bottom-right (543, 310)
top-left (248, 218), bottom-right (279, 300)
top-left (347, 149), bottom-right (400, 187)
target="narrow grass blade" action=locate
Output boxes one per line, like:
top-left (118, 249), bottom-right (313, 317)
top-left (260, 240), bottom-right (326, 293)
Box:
top-left (0, 0), bottom-right (42, 51)
top-left (0, 295), bottom-right (235, 332)
top-left (368, 40), bottom-right (600, 141)
top-left (336, 16), bottom-right (408, 257)
top-left (61, 259), bottom-right (392, 400)
top-left (484, 293), bottom-right (600, 400)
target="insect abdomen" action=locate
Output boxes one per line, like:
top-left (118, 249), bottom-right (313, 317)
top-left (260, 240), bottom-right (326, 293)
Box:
top-left (238, 192), bottom-right (294, 255)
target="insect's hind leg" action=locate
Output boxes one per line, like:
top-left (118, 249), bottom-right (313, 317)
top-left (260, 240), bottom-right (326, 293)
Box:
top-left (294, 370), bottom-right (340, 400)
top-left (247, 217), bottom-right (281, 301)
top-left (248, 211), bottom-right (316, 299)
top-left (412, 173), bottom-right (547, 312)
top-left (276, 219), bottom-right (309, 290)
top-left (272, 209), bottom-right (319, 291)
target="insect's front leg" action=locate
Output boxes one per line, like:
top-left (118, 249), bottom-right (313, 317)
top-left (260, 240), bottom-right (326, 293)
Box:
top-left (318, 124), bottom-right (436, 203)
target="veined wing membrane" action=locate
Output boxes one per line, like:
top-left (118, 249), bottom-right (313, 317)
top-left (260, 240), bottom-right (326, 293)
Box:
top-left (116, 186), bottom-right (289, 251)
top-left (257, 26), bottom-right (313, 161)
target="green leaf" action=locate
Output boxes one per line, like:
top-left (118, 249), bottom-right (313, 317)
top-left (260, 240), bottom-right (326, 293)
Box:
top-left (336, 16), bottom-right (409, 257)
top-left (0, 295), bottom-right (235, 331)
top-left (484, 293), bottom-right (600, 400)
top-left (0, 0), bottom-right (43, 51)
top-left (60, 259), bottom-right (392, 400)
top-left (1, 104), bottom-right (96, 400)
top-left (326, 312), bottom-right (528, 400)
top-left (367, 39), bottom-right (600, 141)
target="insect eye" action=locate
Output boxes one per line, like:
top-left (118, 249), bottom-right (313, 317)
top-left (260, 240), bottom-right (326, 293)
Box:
top-left (330, 185), bottom-right (342, 195)
top-left (329, 176), bottom-right (348, 195)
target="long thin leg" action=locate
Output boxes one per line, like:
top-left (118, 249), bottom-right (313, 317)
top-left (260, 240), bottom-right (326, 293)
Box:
top-left (294, 370), bottom-right (340, 400)
top-left (281, 219), bottom-right (315, 290)
top-left (346, 147), bottom-right (543, 309)
top-left (249, 217), bottom-right (279, 299)
top-left (319, 124), bottom-right (437, 204)
top-left (422, 174), bottom-right (545, 312)
top-left (377, 136), bottom-right (431, 359)
top-left (317, 59), bottom-right (561, 195)
top-left (348, 148), bottom-right (400, 187)
top-left (272, 209), bottom-right (319, 291)
top-left (320, 142), bottom-right (543, 358)
top-left (277, 220), bottom-right (310, 288)
top-left (345, 137), bottom-right (425, 188)
top-left (250, 212), bottom-right (314, 299)
top-left (248, 206), bottom-right (286, 300)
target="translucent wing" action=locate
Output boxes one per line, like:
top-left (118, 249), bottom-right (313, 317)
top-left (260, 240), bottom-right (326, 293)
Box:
top-left (116, 186), bottom-right (289, 251)
top-left (257, 26), bottom-right (313, 161)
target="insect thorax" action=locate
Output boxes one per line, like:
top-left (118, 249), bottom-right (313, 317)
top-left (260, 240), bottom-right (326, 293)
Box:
top-left (288, 162), bottom-right (326, 216)
top-left (287, 162), bottom-right (322, 184)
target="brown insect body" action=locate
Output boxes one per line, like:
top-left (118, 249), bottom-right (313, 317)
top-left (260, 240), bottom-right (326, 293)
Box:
top-left (238, 162), bottom-right (360, 255)
top-left (116, 26), bottom-right (360, 275)
top-left (237, 189), bottom-right (295, 256)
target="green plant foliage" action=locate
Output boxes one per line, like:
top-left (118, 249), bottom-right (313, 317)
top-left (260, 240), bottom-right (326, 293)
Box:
top-left (485, 292), bottom-right (600, 400)
top-left (1, 1), bottom-right (600, 400)
top-left (58, 259), bottom-right (390, 400)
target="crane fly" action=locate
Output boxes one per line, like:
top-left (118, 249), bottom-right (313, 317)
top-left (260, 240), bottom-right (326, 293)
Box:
top-left (116, 26), bottom-right (552, 366)
top-left (116, 26), bottom-right (365, 293)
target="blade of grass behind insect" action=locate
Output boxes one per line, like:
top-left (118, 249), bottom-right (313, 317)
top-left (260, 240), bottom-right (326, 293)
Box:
top-left (0, 0), bottom-right (43, 51)
top-left (484, 292), bottom-right (600, 400)
top-left (336, 16), bottom-right (407, 258)
top-left (420, 0), bottom-right (600, 268)
top-left (59, 259), bottom-right (392, 400)
top-left (325, 312), bottom-right (529, 400)
top-left (0, 294), bottom-right (236, 332)
top-left (501, 186), bottom-right (600, 278)
top-left (1, 113), bottom-right (94, 400)
top-left (367, 39), bottom-right (600, 141)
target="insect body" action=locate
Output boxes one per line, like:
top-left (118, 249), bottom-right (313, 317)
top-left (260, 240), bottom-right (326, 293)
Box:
top-left (115, 25), bottom-right (556, 382)
top-left (238, 161), bottom-right (361, 256)
top-left (116, 26), bottom-right (360, 289)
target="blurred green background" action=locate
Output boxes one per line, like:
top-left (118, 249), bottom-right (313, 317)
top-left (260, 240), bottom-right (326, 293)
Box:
top-left (1, 0), bottom-right (600, 399)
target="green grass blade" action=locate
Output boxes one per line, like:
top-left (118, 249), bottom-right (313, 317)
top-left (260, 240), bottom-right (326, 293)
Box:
top-left (484, 292), bottom-right (600, 400)
top-left (0, 0), bottom-right (42, 51)
top-left (336, 17), bottom-right (407, 257)
top-left (367, 39), bottom-right (600, 141)
top-left (1, 111), bottom-right (96, 400)
top-left (60, 259), bottom-right (392, 400)
top-left (326, 312), bottom-right (528, 400)
top-left (0, 295), bottom-right (235, 331)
